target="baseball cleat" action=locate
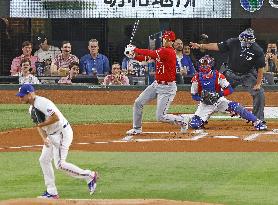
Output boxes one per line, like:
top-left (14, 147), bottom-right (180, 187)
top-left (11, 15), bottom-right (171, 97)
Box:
top-left (180, 114), bottom-right (190, 133)
top-left (253, 120), bottom-right (267, 131)
top-left (126, 128), bottom-right (142, 135)
top-left (37, 191), bottom-right (59, 199)
top-left (88, 171), bottom-right (98, 195)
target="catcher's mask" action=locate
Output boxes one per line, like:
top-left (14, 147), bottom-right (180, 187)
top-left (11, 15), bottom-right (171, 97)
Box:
top-left (199, 55), bottom-right (214, 73)
top-left (162, 31), bottom-right (176, 41)
top-left (239, 28), bottom-right (256, 48)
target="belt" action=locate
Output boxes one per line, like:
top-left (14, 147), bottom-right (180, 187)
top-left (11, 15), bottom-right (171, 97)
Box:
top-left (49, 122), bottom-right (69, 135)
top-left (156, 80), bottom-right (176, 85)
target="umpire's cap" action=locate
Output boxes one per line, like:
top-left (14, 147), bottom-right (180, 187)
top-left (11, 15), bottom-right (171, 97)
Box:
top-left (16, 84), bottom-right (35, 97)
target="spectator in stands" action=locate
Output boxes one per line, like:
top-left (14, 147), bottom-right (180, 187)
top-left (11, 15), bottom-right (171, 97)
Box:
top-left (122, 56), bottom-right (135, 74)
top-left (50, 41), bottom-right (79, 76)
top-left (103, 62), bottom-right (129, 85)
top-left (174, 39), bottom-right (195, 84)
top-left (58, 62), bottom-right (80, 84)
top-left (34, 34), bottom-right (61, 63)
top-left (122, 56), bottom-right (147, 76)
top-left (182, 43), bottom-right (196, 76)
top-left (18, 59), bottom-right (40, 84)
top-left (80, 39), bottom-right (110, 76)
top-left (174, 39), bottom-right (185, 84)
top-left (264, 42), bottom-right (278, 85)
top-left (10, 41), bottom-right (38, 76)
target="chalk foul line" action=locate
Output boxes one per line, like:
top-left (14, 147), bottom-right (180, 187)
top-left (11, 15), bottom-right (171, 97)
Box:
top-left (0, 130), bottom-right (278, 150)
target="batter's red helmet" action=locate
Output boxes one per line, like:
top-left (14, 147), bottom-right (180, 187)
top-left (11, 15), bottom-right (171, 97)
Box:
top-left (162, 31), bottom-right (176, 41)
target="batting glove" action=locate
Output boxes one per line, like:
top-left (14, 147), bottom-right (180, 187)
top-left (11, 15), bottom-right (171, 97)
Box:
top-left (124, 44), bottom-right (136, 59)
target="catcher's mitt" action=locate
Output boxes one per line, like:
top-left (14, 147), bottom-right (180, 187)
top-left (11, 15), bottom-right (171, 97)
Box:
top-left (201, 90), bottom-right (220, 105)
top-left (31, 107), bottom-right (46, 124)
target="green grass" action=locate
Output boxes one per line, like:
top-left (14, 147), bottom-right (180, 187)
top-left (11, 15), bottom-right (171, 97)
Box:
top-left (1, 104), bottom-right (278, 204)
top-left (1, 152), bottom-right (278, 205)
top-left (0, 104), bottom-right (196, 131)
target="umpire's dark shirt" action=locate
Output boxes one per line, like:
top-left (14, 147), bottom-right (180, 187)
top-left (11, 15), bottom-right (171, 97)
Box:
top-left (217, 38), bottom-right (265, 74)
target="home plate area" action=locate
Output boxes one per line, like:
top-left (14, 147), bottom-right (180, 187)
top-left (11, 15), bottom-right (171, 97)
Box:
top-left (123, 107), bottom-right (278, 143)
top-left (123, 124), bottom-right (278, 143)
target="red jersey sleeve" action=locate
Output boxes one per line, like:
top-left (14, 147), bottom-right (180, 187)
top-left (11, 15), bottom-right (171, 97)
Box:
top-left (134, 48), bottom-right (159, 59)
top-left (134, 55), bottom-right (148, 62)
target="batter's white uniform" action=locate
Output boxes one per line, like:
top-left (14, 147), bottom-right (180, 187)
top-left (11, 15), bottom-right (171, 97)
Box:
top-left (31, 96), bottom-right (93, 195)
top-left (191, 72), bottom-right (231, 122)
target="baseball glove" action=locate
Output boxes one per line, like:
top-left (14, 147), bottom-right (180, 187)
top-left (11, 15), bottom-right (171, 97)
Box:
top-left (201, 90), bottom-right (220, 105)
top-left (30, 107), bottom-right (46, 124)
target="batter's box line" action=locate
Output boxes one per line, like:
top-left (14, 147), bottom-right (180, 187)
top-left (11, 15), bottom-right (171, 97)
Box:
top-left (142, 131), bottom-right (178, 135)
top-left (0, 144), bottom-right (43, 150)
top-left (121, 130), bottom-right (208, 142)
top-left (1, 129), bottom-right (278, 150)
top-left (243, 129), bottom-right (278, 141)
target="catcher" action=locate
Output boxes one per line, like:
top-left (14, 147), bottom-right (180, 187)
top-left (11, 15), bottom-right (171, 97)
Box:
top-left (16, 84), bottom-right (98, 199)
top-left (185, 55), bottom-right (267, 131)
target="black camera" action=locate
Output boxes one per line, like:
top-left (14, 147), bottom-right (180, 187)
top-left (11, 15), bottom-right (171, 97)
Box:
top-left (270, 48), bottom-right (276, 55)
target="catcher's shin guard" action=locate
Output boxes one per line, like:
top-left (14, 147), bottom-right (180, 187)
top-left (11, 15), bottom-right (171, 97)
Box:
top-left (227, 102), bottom-right (257, 122)
top-left (189, 115), bottom-right (204, 129)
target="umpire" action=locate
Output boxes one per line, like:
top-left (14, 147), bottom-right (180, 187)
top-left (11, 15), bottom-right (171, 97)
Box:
top-left (190, 28), bottom-right (266, 122)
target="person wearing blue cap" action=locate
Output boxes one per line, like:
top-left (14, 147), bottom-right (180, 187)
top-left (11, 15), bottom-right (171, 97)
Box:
top-left (16, 84), bottom-right (98, 198)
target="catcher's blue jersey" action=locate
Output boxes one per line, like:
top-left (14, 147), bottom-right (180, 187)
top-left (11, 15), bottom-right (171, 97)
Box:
top-left (198, 71), bottom-right (217, 92)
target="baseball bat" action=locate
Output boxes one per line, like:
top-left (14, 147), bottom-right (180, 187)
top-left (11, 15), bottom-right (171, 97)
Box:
top-left (129, 19), bottom-right (140, 44)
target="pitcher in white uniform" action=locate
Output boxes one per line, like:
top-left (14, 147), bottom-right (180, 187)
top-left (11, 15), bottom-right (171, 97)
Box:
top-left (16, 84), bottom-right (98, 199)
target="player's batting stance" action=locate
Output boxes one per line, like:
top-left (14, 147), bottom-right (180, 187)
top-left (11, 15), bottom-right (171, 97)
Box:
top-left (183, 55), bottom-right (267, 131)
top-left (16, 84), bottom-right (98, 199)
top-left (124, 31), bottom-right (188, 136)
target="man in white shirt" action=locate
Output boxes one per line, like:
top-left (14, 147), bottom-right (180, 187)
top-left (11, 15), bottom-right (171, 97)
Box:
top-left (16, 84), bottom-right (98, 199)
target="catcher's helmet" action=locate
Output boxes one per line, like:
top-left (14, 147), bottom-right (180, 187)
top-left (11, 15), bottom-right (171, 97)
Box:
top-left (199, 55), bottom-right (214, 73)
top-left (162, 31), bottom-right (176, 41)
top-left (239, 28), bottom-right (255, 48)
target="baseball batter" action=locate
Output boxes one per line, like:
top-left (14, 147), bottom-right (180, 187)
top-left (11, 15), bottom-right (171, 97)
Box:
top-left (124, 31), bottom-right (187, 135)
top-left (190, 28), bottom-right (266, 123)
top-left (185, 55), bottom-right (267, 131)
top-left (16, 84), bottom-right (98, 199)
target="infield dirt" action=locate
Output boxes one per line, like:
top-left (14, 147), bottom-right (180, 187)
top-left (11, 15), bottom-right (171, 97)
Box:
top-left (0, 90), bottom-right (277, 205)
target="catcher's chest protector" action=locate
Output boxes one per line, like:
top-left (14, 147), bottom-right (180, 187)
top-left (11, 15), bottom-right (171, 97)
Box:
top-left (198, 71), bottom-right (218, 92)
